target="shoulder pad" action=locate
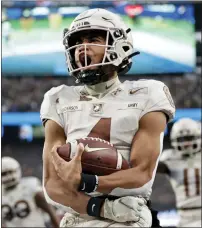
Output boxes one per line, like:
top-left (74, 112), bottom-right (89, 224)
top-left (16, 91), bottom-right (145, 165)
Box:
top-left (44, 85), bottom-right (66, 97)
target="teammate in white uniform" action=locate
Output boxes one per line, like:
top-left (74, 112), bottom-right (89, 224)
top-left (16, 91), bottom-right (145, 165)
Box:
top-left (40, 8), bottom-right (175, 227)
top-left (1, 156), bottom-right (60, 227)
top-left (158, 118), bottom-right (201, 227)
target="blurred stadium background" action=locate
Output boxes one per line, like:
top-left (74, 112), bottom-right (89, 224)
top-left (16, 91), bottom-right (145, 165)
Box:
top-left (1, 0), bottom-right (202, 227)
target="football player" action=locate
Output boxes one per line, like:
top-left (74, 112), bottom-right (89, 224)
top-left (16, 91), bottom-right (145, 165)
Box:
top-left (40, 8), bottom-right (175, 227)
top-left (158, 118), bottom-right (201, 227)
top-left (1, 156), bottom-right (60, 227)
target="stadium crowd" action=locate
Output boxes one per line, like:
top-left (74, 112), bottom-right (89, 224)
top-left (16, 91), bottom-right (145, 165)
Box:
top-left (2, 74), bottom-right (201, 112)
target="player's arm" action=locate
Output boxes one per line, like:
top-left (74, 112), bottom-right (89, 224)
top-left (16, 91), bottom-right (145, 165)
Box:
top-left (97, 111), bottom-right (167, 193)
top-left (34, 191), bottom-right (60, 228)
top-left (43, 119), bottom-right (91, 214)
top-left (51, 134), bottom-right (153, 225)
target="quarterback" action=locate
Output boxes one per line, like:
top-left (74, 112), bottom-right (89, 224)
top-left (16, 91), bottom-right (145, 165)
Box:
top-left (40, 8), bottom-right (175, 227)
top-left (1, 157), bottom-right (60, 227)
top-left (158, 118), bottom-right (201, 227)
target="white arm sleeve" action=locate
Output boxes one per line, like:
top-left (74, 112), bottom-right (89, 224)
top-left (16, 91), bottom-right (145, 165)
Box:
top-left (139, 80), bottom-right (175, 122)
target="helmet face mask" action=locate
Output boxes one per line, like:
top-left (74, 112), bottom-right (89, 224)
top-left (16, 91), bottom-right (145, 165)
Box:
top-left (170, 118), bottom-right (201, 158)
top-left (63, 8), bottom-right (139, 85)
top-left (2, 157), bottom-right (22, 190)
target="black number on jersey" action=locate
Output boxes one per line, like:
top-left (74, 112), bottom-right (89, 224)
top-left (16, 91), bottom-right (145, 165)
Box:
top-left (2, 200), bottom-right (31, 221)
top-left (87, 118), bottom-right (111, 142)
top-left (183, 168), bottom-right (200, 197)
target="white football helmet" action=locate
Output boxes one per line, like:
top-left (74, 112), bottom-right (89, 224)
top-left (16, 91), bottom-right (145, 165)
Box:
top-left (2, 157), bottom-right (22, 189)
top-left (63, 8), bottom-right (139, 85)
top-left (170, 118), bottom-right (201, 157)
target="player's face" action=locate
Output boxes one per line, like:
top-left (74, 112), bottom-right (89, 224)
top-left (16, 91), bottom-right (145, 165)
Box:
top-left (74, 32), bottom-right (106, 70)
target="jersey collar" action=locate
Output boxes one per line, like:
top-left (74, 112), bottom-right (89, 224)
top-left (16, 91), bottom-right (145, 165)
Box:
top-left (83, 77), bottom-right (121, 97)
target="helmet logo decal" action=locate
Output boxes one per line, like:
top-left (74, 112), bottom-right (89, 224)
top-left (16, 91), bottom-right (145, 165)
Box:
top-left (72, 21), bottom-right (90, 29)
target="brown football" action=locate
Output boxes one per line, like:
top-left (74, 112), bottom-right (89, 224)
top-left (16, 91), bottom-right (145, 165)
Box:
top-left (57, 137), bottom-right (130, 175)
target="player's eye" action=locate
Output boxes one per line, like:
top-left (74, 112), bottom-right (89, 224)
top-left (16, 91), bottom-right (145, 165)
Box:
top-left (89, 38), bottom-right (97, 42)
top-left (89, 37), bottom-right (102, 43)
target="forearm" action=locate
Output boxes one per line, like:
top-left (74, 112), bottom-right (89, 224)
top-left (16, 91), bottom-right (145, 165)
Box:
top-left (70, 191), bottom-right (91, 214)
top-left (97, 167), bottom-right (150, 194)
top-left (46, 182), bottom-right (90, 214)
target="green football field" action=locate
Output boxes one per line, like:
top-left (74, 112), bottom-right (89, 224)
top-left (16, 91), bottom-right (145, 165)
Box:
top-left (8, 15), bottom-right (195, 47)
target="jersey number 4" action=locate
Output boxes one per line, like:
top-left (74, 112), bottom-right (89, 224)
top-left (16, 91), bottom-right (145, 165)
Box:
top-left (2, 200), bottom-right (31, 221)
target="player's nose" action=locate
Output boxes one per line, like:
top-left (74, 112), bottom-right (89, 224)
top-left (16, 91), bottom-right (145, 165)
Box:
top-left (78, 39), bottom-right (90, 52)
top-left (78, 45), bottom-right (89, 52)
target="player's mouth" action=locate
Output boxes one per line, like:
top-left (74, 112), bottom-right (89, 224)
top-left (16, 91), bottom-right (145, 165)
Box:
top-left (79, 53), bottom-right (92, 67)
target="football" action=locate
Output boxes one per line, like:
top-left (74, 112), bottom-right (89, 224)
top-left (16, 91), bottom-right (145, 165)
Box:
top-left (57, 137), bottom-right (130, 175)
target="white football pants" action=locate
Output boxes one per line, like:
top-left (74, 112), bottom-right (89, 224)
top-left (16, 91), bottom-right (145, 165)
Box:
top-left (60, 212), bottom-right (148, 227)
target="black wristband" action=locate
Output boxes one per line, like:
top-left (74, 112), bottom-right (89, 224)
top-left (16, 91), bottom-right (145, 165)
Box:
top-left (87, 196), bottom-right (107, 217)
top-left (78, 173), bottom-right (99, 193)
top-left (87, 195), bottom-right (120, 217)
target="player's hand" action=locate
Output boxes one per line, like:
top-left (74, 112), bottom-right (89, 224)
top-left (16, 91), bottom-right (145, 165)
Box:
top-left (103, 196), bottom-right (152, 226)
top-left (51, 143), bottom-right (84, 193)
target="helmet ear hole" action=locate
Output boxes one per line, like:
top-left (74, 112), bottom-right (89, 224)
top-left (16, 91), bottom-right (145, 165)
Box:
top-left (178, 146), bottom-right (182, 151)
top-left (123, 46), bottom-right (130, 52)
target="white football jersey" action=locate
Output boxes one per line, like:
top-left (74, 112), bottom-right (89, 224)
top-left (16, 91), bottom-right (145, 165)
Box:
top-left (40, 79), bottom-right (175, 209)
top-left (160, 149), bottom-right (201, 209)
top-left (2, 176), bottom-right (46, 227)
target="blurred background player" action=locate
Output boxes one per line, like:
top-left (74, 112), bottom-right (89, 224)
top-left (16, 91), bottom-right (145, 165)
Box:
top-left (1, 156), bottom-right (60, 228)
top-left (157, 118), bottom-right (201, 227)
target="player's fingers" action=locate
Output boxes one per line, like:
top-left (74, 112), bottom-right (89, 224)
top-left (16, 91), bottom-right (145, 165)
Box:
top-left (73, 143), bottom-right (84, 160)
top-left (51, 146), bottom-right (65, 171)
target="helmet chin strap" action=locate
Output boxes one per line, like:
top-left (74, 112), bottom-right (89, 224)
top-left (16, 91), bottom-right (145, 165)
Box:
top-left (75, 65), bottom-right (114, 85)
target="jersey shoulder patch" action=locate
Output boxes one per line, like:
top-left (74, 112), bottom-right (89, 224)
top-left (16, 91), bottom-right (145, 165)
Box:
top-left (129, 79), bottom-right (165, 94)
top-left (123, 80), bottom-right (149, 96)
